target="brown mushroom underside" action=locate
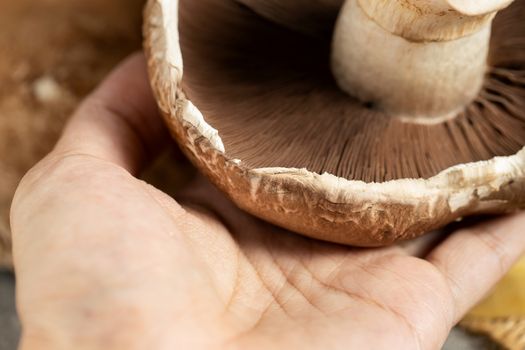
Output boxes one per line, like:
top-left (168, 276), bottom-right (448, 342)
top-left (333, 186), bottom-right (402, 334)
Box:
top-left (179, 0), bottom-right (525, 182)
top-left (144, 0), bottom-right (525, 246)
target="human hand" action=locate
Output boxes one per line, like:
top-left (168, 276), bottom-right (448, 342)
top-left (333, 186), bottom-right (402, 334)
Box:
top-left (11, 54), bottom-right (525, 350)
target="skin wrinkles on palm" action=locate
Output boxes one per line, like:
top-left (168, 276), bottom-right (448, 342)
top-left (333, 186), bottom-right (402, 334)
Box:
top-left (15, 158), bottom-right (444, 349)
top-left (10, 54), bottom-right (525, 350)
top-left (175, 182), bottom-right (447, 348)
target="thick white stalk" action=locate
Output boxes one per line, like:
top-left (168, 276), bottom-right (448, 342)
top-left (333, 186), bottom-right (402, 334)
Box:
top-left (331, 0), bottom-right (511, 123)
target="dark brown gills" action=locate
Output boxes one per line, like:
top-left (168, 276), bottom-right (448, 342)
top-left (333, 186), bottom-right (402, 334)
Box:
top-left (179, 0), bottom-right (525, 182)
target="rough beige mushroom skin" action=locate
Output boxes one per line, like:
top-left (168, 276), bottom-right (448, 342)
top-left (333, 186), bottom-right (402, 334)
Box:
top-left (144, 0), bottom-right (525, 246)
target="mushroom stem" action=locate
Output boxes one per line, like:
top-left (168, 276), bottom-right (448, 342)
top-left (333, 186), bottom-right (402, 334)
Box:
top-left (331, 0), bottom-right (514, 123)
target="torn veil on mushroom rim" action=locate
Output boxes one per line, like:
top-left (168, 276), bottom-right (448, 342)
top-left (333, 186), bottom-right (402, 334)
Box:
top-left (144, 0), bottom-right (525, 246)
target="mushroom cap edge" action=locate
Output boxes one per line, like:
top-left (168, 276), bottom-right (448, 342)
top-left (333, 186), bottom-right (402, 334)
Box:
top-left (143, 0), bottom-right (525, 246)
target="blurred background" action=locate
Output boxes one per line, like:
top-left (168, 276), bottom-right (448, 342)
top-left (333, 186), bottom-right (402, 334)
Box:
top-left (0, 0), bottom-right (521, 349)
top-left (0, 0), bottom-right (145, 267)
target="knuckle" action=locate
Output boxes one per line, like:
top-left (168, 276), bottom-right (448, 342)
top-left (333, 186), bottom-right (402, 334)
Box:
top-left (12, 152), bottom-right (122, 216)
top-left (17, 153), bottom-right (89, 194)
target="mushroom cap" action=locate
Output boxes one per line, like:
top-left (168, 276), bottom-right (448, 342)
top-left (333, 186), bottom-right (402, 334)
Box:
top-left (144, 0), bottom-right (525, 246)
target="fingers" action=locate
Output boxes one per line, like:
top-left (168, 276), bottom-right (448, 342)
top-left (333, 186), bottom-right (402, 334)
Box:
top-left (426, 212), bottom-right (525, 322)
top-left (55, 52), bottom-right (169, 175)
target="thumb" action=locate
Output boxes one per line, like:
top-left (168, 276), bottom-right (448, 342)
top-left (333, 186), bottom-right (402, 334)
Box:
top-left (55, 52), bottom-right (169, 175)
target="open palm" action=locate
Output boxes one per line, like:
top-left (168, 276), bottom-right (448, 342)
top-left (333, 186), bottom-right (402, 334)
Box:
top-left (11, 55), bottom-right (525, 350)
